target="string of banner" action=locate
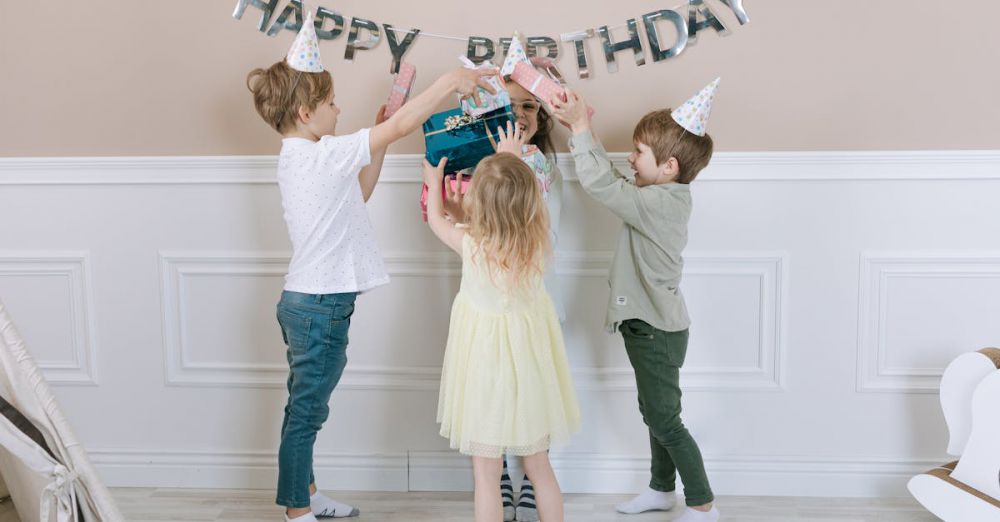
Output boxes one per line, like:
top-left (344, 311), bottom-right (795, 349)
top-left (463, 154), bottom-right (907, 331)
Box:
top-left (233, 0), bottom-right (750, 78)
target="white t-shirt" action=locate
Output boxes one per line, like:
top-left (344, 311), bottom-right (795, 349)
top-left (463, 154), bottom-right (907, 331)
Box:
top-left (277, 128), bottom-right (389, 294)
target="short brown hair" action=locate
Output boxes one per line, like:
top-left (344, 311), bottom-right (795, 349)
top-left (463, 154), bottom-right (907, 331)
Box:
top-left (246, 60), bottom-right (332, 134)
top-left (632, 109), bottom-right (713, 184)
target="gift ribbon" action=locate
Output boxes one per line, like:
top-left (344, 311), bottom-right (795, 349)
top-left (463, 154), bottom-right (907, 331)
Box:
top-left (444, 114), bottom-right (475, 130)
top-left (485, 126), bottom-right (498, 150)
top-left (424, 111), bottom-right (514, 137)
top-left (527, 75), bottom-right (544, 94)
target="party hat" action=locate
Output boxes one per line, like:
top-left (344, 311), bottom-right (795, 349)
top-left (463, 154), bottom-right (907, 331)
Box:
top-left (286, 10), bottom-right (323, 72)
top-left (500, 31), bottom-right (529, 76)
top-left (671, 77), bottom-right (720, 136)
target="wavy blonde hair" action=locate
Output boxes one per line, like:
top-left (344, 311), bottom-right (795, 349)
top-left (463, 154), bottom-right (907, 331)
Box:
top-left (466, 153), bottom-right (550, 288)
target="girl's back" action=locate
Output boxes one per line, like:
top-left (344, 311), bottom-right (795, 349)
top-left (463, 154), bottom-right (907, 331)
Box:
top-left (457, 234), bottom-right (549, 315)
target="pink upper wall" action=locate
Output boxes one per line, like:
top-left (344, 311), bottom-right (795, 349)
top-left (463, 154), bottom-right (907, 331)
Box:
top-left (1, 0), bottom-right (998, 156)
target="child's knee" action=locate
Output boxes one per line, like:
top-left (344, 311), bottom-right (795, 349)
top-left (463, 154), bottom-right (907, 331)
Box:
top-left (521, 452), bottom-right (551, 476)
top-left (473, 456), bottom-right (504, 479)
top-left (649, 416), bottom-right (690, 443)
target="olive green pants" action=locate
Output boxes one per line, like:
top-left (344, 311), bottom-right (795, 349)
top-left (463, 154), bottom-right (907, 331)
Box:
top-left (620, 320), bottom-right (714, 507)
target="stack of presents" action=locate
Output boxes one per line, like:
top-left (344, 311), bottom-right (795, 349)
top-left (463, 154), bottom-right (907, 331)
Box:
top-left (385, 32), bottom-right (583, 220)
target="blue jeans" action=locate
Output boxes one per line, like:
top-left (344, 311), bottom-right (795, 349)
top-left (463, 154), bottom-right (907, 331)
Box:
top-left (275, 290), bottom-right (357, 508)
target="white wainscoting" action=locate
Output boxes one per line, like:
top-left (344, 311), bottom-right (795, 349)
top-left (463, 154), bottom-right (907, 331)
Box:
top-left (158, 250), bottom-right (786, 391)
top-left (857, 251), bottom-right (1000, 393)
top-left (1, 150), bottom-right (999, 498)
top-left (0, 252), bottom-right (98, 384)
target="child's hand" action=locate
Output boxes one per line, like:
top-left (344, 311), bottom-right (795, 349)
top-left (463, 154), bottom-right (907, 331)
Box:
top-left (551, 88), bottom-right (590, 134)
top-left (422, 157), bottom-right (447, 188)
top-left (374, 104), bottom-right (388, 125)
top-left (452, 67), bottom-right (499, 108)
top-left (495, 121), bottom-right (525, 157)
top-left (442, 176), bottom-right (467, 223)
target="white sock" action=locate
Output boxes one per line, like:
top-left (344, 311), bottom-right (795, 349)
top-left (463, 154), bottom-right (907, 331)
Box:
top-left (310, 492), bottom-right (360, 518)
top-left (615, 486), bottom-right (677, 514)
top-left (674, 506), bottom-right (720, 522)
top-left (285, 512), bottom-right (318, 522)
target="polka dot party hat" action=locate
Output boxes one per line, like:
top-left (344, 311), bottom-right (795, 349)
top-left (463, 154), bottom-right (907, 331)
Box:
top-left (501, 31), bottom-right (529, 76)
top-left (286, 9), bottom-right (323, 73)
top-left (671, 77), bottom-right (720, 136)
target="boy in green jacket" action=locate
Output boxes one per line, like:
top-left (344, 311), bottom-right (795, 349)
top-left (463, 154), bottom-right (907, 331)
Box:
top-left (551, 79), bottom-right (721, 522)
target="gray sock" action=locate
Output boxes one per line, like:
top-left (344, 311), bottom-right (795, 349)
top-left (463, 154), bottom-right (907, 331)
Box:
top-left (501, 457), bottom-right (516, 522)
top-left (515, 476), bottom-right (538, 522)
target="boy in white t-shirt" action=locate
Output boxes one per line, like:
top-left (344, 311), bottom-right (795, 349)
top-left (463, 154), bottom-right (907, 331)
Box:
top-left (246, 13), bottom-right (498, 522)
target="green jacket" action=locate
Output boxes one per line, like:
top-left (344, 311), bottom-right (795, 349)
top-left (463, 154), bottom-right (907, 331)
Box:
top-left (569, 131), bottom-right (692, 333)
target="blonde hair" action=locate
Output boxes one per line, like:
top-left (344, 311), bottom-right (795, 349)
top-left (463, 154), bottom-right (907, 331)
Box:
top-left (246, 60), bottom-right (332, 134)
top-left (633, 108), bottom-right (714, 184)
top-left (466, 153), bottom-right (550, 288)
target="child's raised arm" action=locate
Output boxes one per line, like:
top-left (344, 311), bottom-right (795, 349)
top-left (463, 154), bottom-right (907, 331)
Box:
top-left (553, 91), bottom-right (645, 230)
top-left (422, 157), bottom-right (465, 254)
top-left (358, 104), bottom-right (389, 202)
top-left (370, 67), bottom-right (499, 156)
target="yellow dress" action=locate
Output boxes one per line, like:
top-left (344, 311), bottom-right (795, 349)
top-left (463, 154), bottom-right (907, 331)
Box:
top-left (437, 234), bottom-right (580, 458)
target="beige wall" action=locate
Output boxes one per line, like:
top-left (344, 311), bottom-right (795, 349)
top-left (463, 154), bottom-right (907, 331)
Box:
top-left (2, 0), bottom-right (998, 156)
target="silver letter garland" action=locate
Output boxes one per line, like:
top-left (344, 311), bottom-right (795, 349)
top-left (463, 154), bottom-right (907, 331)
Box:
top-left (314, 7), bottom-right (344, 40)
top-left (385, 25), bottom-right (421, 74)
top-left (643, 9), bottom-right (688, 62)
top-left (559, 29), bottom-right (595, 79)
top-left (344, 17), bottom-right (380, 61)
top-left (234, 1), bottom-right (749, 75)
top-left (233, 0), bottom-right (280, 32)
top-left (597, 19), bottom-right (646, 74)
top-left (265, 0), bottom-right (303, 37)
top-left (466, 37), bottom-right (495, 65)
top-left (686, 0), bottom-right (729, 44)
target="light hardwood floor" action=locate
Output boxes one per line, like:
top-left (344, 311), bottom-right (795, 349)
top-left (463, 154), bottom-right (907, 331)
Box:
top-left (0, 488), bottom-right (943, 522)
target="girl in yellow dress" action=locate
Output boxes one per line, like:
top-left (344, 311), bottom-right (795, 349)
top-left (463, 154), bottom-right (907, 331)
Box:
top-left (422, 148), bottom-right (580, 522)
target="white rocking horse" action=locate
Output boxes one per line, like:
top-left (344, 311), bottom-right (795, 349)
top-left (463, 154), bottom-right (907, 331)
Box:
top-left (908, 348), bottom-right (1000, 521)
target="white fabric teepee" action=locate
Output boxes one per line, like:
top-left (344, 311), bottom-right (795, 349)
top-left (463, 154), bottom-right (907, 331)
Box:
top-left (0, 297), bottom-right (123, 521)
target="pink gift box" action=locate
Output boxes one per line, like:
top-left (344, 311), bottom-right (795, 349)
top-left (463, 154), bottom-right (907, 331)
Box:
top-left (386, 62), bottom-right (416, 118)
top-left (420, 175), bottom-right (472, 222)
top-left (510, 62), bottom-right (594, 119)
top-left (511, 61), bottom-right (564, 106)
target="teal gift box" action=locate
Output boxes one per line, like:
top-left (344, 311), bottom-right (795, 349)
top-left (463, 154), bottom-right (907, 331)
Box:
top-left (423, 105), bottom-right (515, 173)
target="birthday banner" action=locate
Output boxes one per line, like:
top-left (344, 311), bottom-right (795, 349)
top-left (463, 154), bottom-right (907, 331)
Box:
top-left (233, 0), bottom-right (749, 77)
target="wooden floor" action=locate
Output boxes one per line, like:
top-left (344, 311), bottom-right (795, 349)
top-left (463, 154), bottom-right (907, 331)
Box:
top-left (1, 489), bottom-right (941, 521)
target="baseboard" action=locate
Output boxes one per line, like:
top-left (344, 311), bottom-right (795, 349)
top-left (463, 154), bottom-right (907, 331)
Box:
top-left (88, 449), bottom-right (409, 492)
top-left (88, 449), bottom-right (942, 498)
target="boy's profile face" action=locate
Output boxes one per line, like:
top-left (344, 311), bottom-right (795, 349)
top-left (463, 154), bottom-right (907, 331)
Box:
top-left (308, 88), bottom-right (340, 136)
top-left (629, 141), bottom-right (677, 186)
top-left (295, 78), bottom-right (340, 139)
